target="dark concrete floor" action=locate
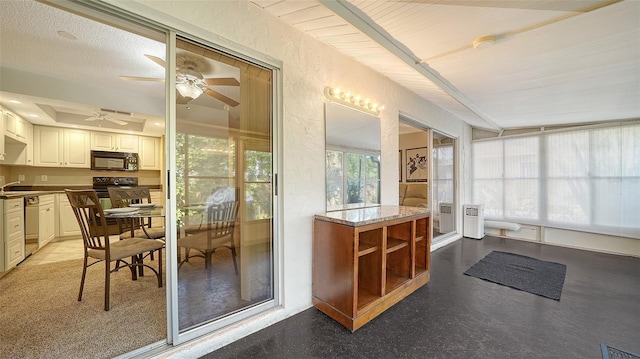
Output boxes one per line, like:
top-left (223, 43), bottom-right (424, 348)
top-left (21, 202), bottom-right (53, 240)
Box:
top-left (203, 236), bottom-right (640, 359)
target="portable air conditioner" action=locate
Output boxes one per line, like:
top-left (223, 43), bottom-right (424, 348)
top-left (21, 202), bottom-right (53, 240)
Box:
top-left (439, 202), bottom-right (454, 233)
top-left (463, 204), bottom-right (484, 239)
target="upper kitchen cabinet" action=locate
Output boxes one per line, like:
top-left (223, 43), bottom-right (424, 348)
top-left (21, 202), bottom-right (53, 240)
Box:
top-left (34, 126), bottom-right (63, 167)
top-left (63, 129), bottom-right (91, 167)
top-left (4, 111), bottom-right (30, 144)
top-left (34, 126), bottom-right (90, 168)
top-left (91, 132), bottom-right (139, 153)
top-left (139, 136), bottom-right (162, 170)
top-left (2, 109), bottom-right (34, 166)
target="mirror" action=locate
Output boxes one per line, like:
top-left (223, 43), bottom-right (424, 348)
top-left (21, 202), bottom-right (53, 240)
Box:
top-left (325, 102), bottom-right (381, 211)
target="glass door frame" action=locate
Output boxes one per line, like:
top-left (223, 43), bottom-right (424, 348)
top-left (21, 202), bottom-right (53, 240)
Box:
top-left (431, 129), bottom-right (458, 243)
top-left (165, 31), bottom-right (283, 345)
top-left (398, 115), bottom-right (459, 243)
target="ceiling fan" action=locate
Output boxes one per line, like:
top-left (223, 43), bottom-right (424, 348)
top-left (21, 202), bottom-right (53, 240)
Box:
top-left (120, 54), bottom-right (240, 107)
top-left (84, 109), bottom-right (128, 126)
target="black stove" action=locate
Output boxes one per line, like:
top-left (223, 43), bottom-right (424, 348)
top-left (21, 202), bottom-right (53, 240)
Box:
top-left (92, 176), bottom-right (138, 198)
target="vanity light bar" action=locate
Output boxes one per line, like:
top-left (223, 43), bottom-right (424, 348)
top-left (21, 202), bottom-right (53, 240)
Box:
top-left (324, 87), bottom-right (384, 116)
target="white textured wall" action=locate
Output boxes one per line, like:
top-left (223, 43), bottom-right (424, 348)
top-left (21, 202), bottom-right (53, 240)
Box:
top-left (108, 0), bottom-right (470, 355)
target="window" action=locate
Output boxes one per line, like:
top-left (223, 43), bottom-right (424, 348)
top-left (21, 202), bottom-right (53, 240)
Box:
top-left (472, 123), bottom-right (640, 238)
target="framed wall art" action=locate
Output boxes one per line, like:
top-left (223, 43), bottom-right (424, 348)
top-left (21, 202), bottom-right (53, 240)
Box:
top-left (405, 147), bottom-right (428, 182)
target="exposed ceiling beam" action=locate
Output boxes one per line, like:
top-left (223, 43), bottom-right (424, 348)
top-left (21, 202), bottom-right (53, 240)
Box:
top-left (319, 0), bottom-right (502, 131)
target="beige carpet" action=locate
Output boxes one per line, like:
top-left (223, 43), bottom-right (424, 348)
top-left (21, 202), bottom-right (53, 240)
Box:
top-left (0, 258), bottom-right (166, 359)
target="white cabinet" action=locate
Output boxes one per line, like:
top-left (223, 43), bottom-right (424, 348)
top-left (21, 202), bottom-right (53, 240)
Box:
top-left (139, 136), bottom-right (162, 170)
top-left (24, 122), bottom-right (33, 165)
top-left (63, 129), bottom-right (90, 167)
top-left (5, 111), bottom-right (28, 143)
top-left (34, 126), bottom-right (90, 168)
top-left (38, 195), bottom-right (55, 247)
top-left (56, 193), bottom-right (81, 237)
top-left (34, 126), bottom-right (63, 167)
top-left (91, 132), bottom-right (139, 153)
top-left (1, 198), bottom-right (25, 272)
top-left (2, 109), bottom-right (33, 165)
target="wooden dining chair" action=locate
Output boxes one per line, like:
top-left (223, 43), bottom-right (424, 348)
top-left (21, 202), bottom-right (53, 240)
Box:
top-left (65, 189), bottom-right (164, 311)
top-left (107, 186), bottom-right (165, 241)
top-left (178, 201), bottom-right (239, 274)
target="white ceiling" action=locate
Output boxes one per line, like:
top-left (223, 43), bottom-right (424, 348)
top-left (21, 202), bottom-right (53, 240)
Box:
top-left (253, 0), bottom-right (640, 131)
top-left (1, 1), bottom-right (638, 136)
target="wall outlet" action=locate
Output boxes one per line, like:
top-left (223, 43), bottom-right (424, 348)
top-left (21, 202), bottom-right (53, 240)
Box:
top-left (41, 175), bottom-right (48, 182)
top-left (18, 175), bottom-right (26, 181)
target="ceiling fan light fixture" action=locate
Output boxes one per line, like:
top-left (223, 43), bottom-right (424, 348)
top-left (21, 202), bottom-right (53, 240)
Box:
top-left (176, 82), bottom-right (204, 100)
top-left (473, 35), bottom-right (497, 49)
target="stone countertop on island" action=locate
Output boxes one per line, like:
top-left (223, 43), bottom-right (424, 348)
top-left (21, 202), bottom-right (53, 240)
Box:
top-left (314, 205), bottom-right (430, 227)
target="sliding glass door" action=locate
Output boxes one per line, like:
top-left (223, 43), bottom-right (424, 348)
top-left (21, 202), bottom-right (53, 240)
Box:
top-left (172, 38), bottom-right (274, 337)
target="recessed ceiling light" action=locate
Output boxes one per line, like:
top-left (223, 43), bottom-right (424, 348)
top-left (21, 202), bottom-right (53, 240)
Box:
top-left (71, 125), bottom-right (78, 128)
top-left (154, 122), bottom-right (163, 126)
top-left (57, 30), bottom-right (77, 40)
top-left (29, 114), bottom-right (39, 118)
top-left (9, 100), bottom-right (22, 104)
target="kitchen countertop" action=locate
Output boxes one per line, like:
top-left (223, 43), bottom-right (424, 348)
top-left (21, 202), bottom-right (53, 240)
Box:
top-left (0, 190), bottom-right (68, 199)
top-left (315, 205), bottom-right (430, 227)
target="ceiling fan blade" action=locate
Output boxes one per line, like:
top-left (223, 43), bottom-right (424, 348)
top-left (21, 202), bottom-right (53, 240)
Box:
top-left (144, 54), bottom-right (166, 68)
top-left (119, 76), bottom-right (165, 82)
top-left (204, 88), bottom-right (239, 107)
top-left (204, 77), bottom-right (240, 86)
top-left (106, 118), bottom-right (128, 126)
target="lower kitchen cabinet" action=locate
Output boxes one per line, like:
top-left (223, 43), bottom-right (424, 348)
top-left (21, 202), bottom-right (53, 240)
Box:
top-left (38, 195), bottom-right (55, 247)
top-left (1, 198), bottom-right (25, 272)
top-left (56, 193), bottom-right (81, 237)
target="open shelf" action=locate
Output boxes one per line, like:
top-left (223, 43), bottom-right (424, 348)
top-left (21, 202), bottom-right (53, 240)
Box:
top-left (386, 270), bottom-right (410, 292)
top-left (386, 237), bottom-right (408, 253)
top-left (313, 209), bottom-right (431, 331)
top-left (357, 287), bottom-right (379, 309)
top-left (359, 242), bottom-right (378, 256)
top-left (415, 218), bottom-right (430, 272)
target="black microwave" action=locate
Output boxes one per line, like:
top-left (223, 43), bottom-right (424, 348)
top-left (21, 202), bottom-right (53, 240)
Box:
top-left (90, 150), bottom-right (138, 171)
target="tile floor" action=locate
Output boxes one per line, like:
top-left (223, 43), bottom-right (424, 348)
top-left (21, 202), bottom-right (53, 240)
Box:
top-left (20, 236), bottom-right (85, 267)
top-left (203, 236), bottom-right (640, 359)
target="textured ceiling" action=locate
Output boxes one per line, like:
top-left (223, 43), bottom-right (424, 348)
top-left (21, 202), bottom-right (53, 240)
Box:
top-left (253, 0), bottom-right (640, 131)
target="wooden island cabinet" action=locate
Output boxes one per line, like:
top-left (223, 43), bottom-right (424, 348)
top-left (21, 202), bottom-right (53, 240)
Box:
top-left (313, 205), bottom-right (431, 331)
